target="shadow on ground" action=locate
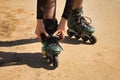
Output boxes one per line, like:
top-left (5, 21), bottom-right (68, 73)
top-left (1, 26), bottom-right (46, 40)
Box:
top-left (0, 36), bottom-right (93, 47)
top-left (61, 36), bottom-right (94, 45)
top-left (0, 37), bottom-right (93, 69)
top-left (0, 51), bottom-right (57, 70)
top-left (0, 38), bottom-right (39, 47)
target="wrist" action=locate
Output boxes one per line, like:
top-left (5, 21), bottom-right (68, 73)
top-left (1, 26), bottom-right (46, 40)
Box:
top-left (37, 19), bottom-right (44, 27)
top-left (60, 18), bottom-right (67, 25)
top-left (58, 18), bottom-right (67, 30)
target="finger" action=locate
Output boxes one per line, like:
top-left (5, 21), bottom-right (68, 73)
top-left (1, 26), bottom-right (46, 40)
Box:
top-left (35, 32), bottom-right (41, 41)
top-left (37, 34), bottom-right (42, 41)
top-left (60, 32), bottom-right (64, 40)
top-left (44, 32), bottom-right (49, 37)
top-left (53, 30), bottom-right (60, 36)
top-left (60, 30), bottom-right (65, 40)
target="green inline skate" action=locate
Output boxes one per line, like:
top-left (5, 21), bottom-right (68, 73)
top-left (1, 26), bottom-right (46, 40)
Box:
top-left (41, 19), bottom-right (63, 68)
top-left (67, 8), bottom-right (97, 44)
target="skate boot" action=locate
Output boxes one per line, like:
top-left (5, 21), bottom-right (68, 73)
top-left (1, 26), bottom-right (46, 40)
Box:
top-left (41, 19), bottom-right (63, 68)
top-left (67, 8), bottom-right (97, 44)
top-left (41, 19), bottom-right (58, 56)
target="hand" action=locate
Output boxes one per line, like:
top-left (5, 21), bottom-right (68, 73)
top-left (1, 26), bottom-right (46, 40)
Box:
top-left (35, 19), bottom-right (49, 41)
top-left (53, 18), bottom-right (67, 40)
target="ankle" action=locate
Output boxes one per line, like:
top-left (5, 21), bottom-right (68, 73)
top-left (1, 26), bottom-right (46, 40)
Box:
top-left (71, 7), bottom-right (83, 16)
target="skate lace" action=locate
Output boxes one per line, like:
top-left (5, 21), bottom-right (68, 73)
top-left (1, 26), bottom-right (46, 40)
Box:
top-left (77, 15), bottom-right (92, 27)
top-left (47, 36), bottom-right (63, 50)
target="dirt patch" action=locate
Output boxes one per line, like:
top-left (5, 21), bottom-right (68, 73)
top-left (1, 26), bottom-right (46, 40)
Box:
top-left (0, 7), bottom-right (35, 39)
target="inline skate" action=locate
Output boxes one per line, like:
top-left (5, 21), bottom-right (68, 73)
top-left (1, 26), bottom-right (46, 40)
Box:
top-left (41, 19), bottom-right (63, 68)
top-left (67, 8), bottom-right (97, 44)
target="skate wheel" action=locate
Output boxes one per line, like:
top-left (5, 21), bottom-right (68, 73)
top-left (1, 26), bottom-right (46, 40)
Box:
top-left (67, 29), bottom-right (74, 38)
top-left (46, 54), bottom-right (53, 64)
top-left (75, 35), bottom-right (80, 40)
top-left (82, 35), bottom-right (89, 42)
top-left (53, 55), bottom-right (58, 68)
top-left (89, 35), bottom-right (97, 44)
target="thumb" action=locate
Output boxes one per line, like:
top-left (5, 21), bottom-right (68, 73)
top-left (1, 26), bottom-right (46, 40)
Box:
top-left (53, 30), bottom-right (60, 36)
top-left (36, 34), bottom-right (42, 41)
top-left (60, 31), bottom-right (65, 40)
top-left (44, 32), bottom-right (49, 37)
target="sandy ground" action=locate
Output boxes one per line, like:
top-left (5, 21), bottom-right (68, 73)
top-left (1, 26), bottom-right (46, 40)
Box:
top-left (0, 0), bottom-right (120, 80)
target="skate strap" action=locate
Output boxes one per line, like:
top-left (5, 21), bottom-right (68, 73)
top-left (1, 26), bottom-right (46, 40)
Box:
top-left (41, 33), bottom-right (61, 43)
top-left (47, 35), bottom-right (63, 50)
top-left (80, 16), bottom-right (92, 25)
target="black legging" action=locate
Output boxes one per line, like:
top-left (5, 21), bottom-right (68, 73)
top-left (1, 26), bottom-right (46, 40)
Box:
top-left (37, 0), bottom-right (74, 19)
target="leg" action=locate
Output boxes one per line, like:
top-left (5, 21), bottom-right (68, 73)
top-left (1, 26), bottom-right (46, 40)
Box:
top-left (44, 0), bottom-right (56, 19)
top-left (43, 0), bottom-right (58, 35)
top-left (41, 0), bottom-right (63, 59)
top-left (72, 0), bottom-right (83, 10)
top-left (67, 0), bottom-right (84, 30)
top-left (67, 0), bottom-right (95, 41)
